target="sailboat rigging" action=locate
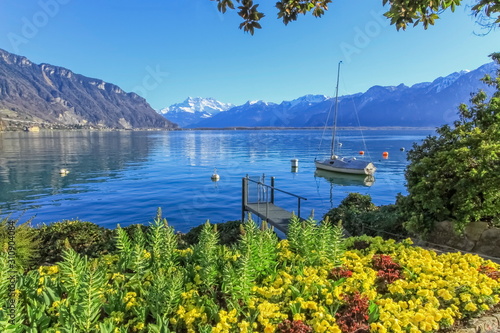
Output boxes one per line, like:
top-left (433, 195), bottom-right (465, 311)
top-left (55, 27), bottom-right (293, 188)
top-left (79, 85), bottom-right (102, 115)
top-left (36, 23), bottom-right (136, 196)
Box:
top-left (315, 61), bottom-right (376, 176)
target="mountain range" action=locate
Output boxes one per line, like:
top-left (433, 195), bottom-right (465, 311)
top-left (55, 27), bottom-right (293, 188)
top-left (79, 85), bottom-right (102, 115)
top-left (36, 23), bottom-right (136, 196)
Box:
top-left (159, 62), bottom-right (496, 128)
top-left (0, 48), bottom-right (177, 131)
top-left (0, 46), bottom-right (496, 132)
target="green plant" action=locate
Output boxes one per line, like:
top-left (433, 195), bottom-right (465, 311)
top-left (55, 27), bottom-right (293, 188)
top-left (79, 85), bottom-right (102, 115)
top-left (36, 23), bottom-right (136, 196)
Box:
top-left (148, 208), bottom-right (178, 271)
top-left (178, 220), bottom-right (243, 248)
top-left (323, 193), bottom-right (377, 230)
top-left (35, 219), bottom-right (115, 265)
top-left (402, 53), bottom-right (500, 236)
top-left (51, 248), bottom-right (106, 332)
top-left (192, 221), bottom-right (220, 295)
top-left (287, 215), bottom-right (346, 266)
top-left (0, 216), bottom-right (39, 270)
top-left (323, 194), bottom-right (406, 239)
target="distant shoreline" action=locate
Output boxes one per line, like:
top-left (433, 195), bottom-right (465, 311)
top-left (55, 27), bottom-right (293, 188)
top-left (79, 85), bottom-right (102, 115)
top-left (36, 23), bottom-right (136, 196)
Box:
top-left (0, 125), bottom-right (437, 133)
top-left (179, 126), bottom-right (437, 131)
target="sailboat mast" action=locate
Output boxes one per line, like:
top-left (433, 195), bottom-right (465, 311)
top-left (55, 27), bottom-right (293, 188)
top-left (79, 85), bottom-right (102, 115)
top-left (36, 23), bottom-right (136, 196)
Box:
top-left (330, 61), bottom-right (342, 159)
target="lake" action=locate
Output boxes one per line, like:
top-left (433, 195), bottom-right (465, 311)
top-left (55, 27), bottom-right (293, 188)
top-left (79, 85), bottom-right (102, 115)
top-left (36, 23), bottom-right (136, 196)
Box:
top-left (0, 129), bottom-right (434, 232)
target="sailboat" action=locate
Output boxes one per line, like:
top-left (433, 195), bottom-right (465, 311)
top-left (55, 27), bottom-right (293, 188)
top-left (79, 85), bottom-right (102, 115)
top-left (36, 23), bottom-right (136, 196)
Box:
top-left (315, 61), bottom-right (376, 176)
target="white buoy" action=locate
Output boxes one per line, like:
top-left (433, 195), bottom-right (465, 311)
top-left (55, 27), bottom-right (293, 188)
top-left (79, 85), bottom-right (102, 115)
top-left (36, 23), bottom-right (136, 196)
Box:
top-left (400, 147), bottom-right (405, 151)
top-left (59, 168), bottom-right (69, 175)
top-left (211, 168), bottom-right (220, 181)
top-left (290, 158), bottom-right (299, 168)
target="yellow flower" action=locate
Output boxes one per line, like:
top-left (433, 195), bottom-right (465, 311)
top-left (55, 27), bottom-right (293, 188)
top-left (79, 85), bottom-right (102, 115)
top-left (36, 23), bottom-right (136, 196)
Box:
top-left (437, 289), bottom-right (453, 301)
top-left (413, 312), bottom-right (425, 323)
top-left (459, 293), bottom-right (472, 302)
top-left (142, 249), bottom-right (151, 259)
top-left (464, 302), bottom-right (477, 312)
top-left (47, 265), bottom-right (59, 275)
top-left (133, 322), bottom-right (145, 331)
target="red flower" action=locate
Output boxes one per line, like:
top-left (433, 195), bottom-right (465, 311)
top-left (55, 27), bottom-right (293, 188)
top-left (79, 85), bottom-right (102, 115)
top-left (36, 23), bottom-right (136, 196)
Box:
top-left (277, 320), bottom-right (313, 333)
top-left (328, 267), bottom-right (353, 280)
top-left (372, 254), bottom-right (403, 284)
top-left (335, 292), bottom-right (370, 333)
top-left (478, 265), bottom-right (500, 280)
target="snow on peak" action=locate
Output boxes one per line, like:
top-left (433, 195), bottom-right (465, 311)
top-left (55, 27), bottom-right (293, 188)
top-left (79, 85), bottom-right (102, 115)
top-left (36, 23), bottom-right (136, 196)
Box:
top-left (159, 97), bottom-right (234, 115)
top-left (429, 70), bottom-right (470, 93)
top-left (289, 94), bottom-right (329, 107)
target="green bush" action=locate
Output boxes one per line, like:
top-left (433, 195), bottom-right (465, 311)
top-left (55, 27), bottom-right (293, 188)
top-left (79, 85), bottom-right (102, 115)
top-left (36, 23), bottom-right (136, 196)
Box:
top-left (323, 193), bottom-right (376, 235)
top-left (178, 220), bottom-right (243, 248)
top-left (35, 219), bottom-right (115, 265)
top-left (0, 216), bottom-right (39, 270)
top-left (402, 53), bottom-right (500, 236)
top-left (323, 193), bottom-right (407, 239)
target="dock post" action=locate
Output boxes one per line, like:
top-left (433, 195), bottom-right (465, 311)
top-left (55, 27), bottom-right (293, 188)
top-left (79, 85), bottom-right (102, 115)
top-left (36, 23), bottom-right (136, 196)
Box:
top-left (298, 198), bottom-right (301, 218)
top-left (242, 176), bottom-right (248, 222)
top-left (270, 177), bottom-right (275, 204)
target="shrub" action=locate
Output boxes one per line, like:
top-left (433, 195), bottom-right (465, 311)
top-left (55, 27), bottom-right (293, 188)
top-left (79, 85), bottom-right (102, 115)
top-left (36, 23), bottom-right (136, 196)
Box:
top-left (35, 219), bottom-right (115, 265)
top-left (0, 216), bottom-right (39, 270)
top-left (178, 220), bottom-right (243, 247)
top-left (323, 193), bottom-right (407, 239)
top-left (402, 53), bottom-right (500, 235)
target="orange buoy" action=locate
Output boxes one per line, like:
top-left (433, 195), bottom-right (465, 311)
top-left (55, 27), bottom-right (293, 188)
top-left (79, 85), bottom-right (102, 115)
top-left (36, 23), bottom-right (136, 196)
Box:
top-left (359, 151), bottom-right (365, 155)
top-left (382, 151), bottom-right (389, 157)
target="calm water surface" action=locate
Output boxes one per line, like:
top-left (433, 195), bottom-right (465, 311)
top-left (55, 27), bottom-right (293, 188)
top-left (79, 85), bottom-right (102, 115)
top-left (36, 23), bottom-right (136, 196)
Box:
top-left (0, 129), bottom-right (433, 232)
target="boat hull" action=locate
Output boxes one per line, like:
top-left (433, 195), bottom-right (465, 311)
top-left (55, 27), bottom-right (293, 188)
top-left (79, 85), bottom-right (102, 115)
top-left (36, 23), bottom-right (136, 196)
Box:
top-left (315, 158), bottom-right (376, 175)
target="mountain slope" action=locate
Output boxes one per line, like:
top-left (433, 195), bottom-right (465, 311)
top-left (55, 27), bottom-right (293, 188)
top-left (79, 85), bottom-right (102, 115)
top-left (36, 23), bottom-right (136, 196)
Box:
top-left (0, 48), bottom-right (177, 130)
top-left (184, 63), bottom-right (496, 128)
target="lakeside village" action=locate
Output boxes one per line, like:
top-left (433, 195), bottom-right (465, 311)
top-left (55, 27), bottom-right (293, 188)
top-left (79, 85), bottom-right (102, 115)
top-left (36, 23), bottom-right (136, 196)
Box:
top-left (1, 62), bottom-right (500, 333)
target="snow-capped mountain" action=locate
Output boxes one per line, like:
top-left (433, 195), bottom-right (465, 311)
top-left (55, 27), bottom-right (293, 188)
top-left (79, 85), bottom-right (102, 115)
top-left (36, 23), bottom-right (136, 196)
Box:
top-left (191, 95), bottom-right (331, 128)
top-left (162, 62), bottom-right (497, 128)
top-left (158, 97), bottom-right (234, 127)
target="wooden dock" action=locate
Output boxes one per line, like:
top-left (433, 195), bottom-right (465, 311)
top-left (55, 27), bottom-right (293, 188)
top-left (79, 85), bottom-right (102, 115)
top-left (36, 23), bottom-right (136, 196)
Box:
top-left (242, 175), bottom-right (307, 234)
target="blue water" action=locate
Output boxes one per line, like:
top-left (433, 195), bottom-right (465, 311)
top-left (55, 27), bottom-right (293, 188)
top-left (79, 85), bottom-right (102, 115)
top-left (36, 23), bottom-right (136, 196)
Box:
top-left (0, 129), bottom-right (433, 232)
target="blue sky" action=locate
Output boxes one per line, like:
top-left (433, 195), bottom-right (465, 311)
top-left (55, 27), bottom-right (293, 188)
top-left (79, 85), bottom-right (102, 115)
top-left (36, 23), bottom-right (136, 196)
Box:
top-left (0, 0), bottom-right (498, 110)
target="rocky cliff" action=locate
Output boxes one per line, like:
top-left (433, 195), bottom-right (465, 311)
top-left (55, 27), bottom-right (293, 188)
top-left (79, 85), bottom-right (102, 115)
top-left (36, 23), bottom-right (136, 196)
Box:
top-left (0, 48), bottom-right (177, 130)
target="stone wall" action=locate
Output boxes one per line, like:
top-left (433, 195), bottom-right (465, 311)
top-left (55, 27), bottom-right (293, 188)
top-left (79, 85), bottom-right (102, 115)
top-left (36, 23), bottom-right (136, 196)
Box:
top-left (426, 221), bottom-right (500, 259)
top-left (456, 311), bottom-right (500, 333)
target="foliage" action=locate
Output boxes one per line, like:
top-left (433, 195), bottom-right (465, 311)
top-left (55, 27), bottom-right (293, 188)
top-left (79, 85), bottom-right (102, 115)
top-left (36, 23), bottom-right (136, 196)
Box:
top-left (35, 219), bottom-right (115, 265)
top-left (178, 219), bottom-right (243, 248)
top-left (287, 214), bottom-right (346, 266)
top-left (335, 292), bottom-right (370, 333)
top-left (0, 220), bottom-right (499, 332)
top-left (479, 265), bottom-right (500, 280)
top-left (372, 254), bottom-right (403, 285)
top-left (323, 193), bottom-right (377, 229)
top-left (211, 0), bottom-right (500, 33)
top-left (0, 216), bottom-right (39, 270)
top-left (323, 193), bottom-right (407, 239)
top-left (277, 319), bottom-right (313, 333)
top-left (402, 53), bottom-right (500, 236)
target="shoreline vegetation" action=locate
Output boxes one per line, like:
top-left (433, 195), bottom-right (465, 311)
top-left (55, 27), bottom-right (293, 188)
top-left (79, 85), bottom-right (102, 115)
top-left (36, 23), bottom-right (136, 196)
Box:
top-left (0, 209), bottom-right (499, 332)
top-left (0, 124), bottom-right (437, 132)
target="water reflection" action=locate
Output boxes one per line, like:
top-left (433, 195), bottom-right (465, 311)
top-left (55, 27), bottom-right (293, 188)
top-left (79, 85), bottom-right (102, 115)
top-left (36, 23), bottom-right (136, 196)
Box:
top-left (314, 169), bottom-right (375, 208)
top-left (0, 129), bottom-right (432, 230)
top-left (0, 131), bottom-right (154, 212)
top-left (314, 169), bottom-right (375, 187)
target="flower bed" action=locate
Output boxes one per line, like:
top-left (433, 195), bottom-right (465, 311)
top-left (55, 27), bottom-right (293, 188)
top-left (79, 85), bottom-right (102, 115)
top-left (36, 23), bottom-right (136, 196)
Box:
top-left (0, 216), bottom-right (499, 332)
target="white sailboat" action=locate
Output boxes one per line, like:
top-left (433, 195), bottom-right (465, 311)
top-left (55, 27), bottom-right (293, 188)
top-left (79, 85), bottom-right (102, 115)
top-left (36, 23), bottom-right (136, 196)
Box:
top-left (315, 61), bottom-right (376, 176)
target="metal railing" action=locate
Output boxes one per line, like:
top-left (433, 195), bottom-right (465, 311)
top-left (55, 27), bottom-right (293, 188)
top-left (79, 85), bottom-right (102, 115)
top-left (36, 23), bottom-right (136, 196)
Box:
top-left (242, 174), bottom-right (307, 222)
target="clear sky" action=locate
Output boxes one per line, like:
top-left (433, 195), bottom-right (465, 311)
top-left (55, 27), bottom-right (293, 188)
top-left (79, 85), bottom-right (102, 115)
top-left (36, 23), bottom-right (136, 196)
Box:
top-left (0, 0), bottom-right (498, 110)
